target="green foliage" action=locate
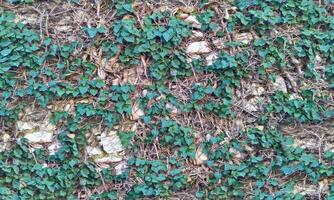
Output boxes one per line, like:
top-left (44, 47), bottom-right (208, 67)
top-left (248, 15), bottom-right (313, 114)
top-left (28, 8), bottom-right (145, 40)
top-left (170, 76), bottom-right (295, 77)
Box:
top-left (268, 90), bottom-right (325, 122)
top-left (1, 0), bottom-right (334, 199)
top-left (113, 11), bottom-right (191, 79)
top-left (197, 10), bottom-right (218, 31)
top-left (118, 131), bottom-right (135, 147)
top-left (6, 0), bottom-right (33, 3)
top-left (0, 138), bottom-right (116, 199)
top-left (325, 64), bottom-right (334, 88)
top-left (114, 0), bottom-right (134, 17)
top-left (83, 26), bottom-right (107, 38)
top-left (148, 119), bottom-right (196, 159)
top-left (113, 18), bottom-right (140, 43)
top-left (127, 157), bottom-right (189, 198)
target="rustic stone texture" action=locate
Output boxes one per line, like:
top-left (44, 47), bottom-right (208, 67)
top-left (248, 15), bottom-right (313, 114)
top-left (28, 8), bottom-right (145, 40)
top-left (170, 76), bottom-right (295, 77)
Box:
top-left (165, 103), bottom-right (179, 114)
top-left (131, 102), bottom-right (145, 120)
top-left (17, 109), bottom-right (56, 144)
top-left (212, 38), bottom-right (225, 49)
top-left (244, 97), bottom-right (265, 112)
top-left (0, 134), bottom-right (11, 152)
top-left (86, 129), bottom-right (125, 164)
top-left (206, 52), bottom-right (219, 66)
top-left (293, 183), bottom-right (321, 197)
top-left (185, 16), bottom-right (201, 29)
top-left (177, 13), bottom-right (189, 19)
top-left (239, 82), bottom-right (267, 113)
top-left (195, 147), bottom-right (208, 165)
top-left (115, 161), bottom-right (128, 175)
top-left (24, 130), bottom-right (54, 143)
top-left (93, 153), bottom-right (124, 163)
top-left (249, 83), bottom-right (265, 96)
top-left (191, 31), bottom-right (204, 39)
top-left (86, 146), bottom-right (104, 157)
top-left (48, 141), bottom-right (62, 155)
top-left (186, 41), bottom-right (211, 54)
top-left (233, 32), bottom-right (253, 44)
top-left (186, 55), bottom-right (201, 63)
top-left (100, 135), bottom-right (124, 154)
top-left (268, 75), bottom-right (287, 93)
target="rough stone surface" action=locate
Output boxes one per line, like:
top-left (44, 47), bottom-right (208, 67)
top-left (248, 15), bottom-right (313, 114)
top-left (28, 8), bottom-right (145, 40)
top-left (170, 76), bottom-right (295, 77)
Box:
top-left (17, 111), bottom-right (56, 144)
top-left (100, 131), bottom-right (124, 154)
top-left (131, 102), bottom-right (145, 120)
top-left (293, 183), bottom-right (320, 197)
top-left (191, 31), bottom-right (204, 39)
top-left (249, 84), bottom-right (265, 96)
top-left (195, 147), bottom-right (208, 165)
top-left (94, 154), bottom-right (124, 163)
top-left (212, 38), bottom-right (225, 49)
top-left (185, 16), bottom-right (201, 29)
top-left (86, 128), bottom-right (125, 164)
top-left (186, 55), bottom-right (201, 63)
top-left (234, 32), bottom-right (253, 44)
top-left (48, 141), bottom-right (62, 155)
top-left (165, 103), bottom-right (179, 114)
top-left (115, 161), bottom-right (128, 175)
top-left (23, 131), bottom-right (54, 143)
top-left (0, 134), bottom-right (11, 152)
top-left (206, 52), bottom-right (219, 66)
top-left (186, 41), bottom-right (211, 54)
top-left (177, 13), bottom-right (189, 19)
top-left (244, 97), bottom-right (265, 112)
top-left (268, 75), bottom-right (287, 93)
top-left (86, 146), bottom-right (103, 157)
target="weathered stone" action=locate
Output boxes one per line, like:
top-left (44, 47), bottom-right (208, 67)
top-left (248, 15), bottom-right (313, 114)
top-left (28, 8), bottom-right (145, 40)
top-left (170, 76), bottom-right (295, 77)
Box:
top-left (131, 102), bottom-right (145, 120)
top-left (100, 134), bottom-right (124, 154)
top-left (48, 142), bottom-right (62, 155)
top-left (17, 116), bottom-right (56, 144)
top-left (54, 25), bottom-right (73, 32)
top-left (94, 153), bottom-right (123, 163)
top-left (293, 183), bottom-right (319, 197)
top-left (86, 128), bottom-right (125, 164)
top-left (2, 134), bottom-right (10, 143)
top-left (229, 147), bottom-right (246, 160)
top-left (315, 54), bottom-right (322, 63)
top-left (206, 52), bottom-right (219, 66)
top-left (185, 16), bottom-right (201, 29)
top-left (234, 32), bottom-right (253, 44)
top-left (268, 75), bottom-right (287, 93)
top-left (177, 13), bottom-right (189, 19)
top-left (186, 41), bottom-right (211, 54)
top-left (142, 89), bottom-right (148, 97)
top-left (288, 93), bottom-right (300, 100)
top-left (17, 121), bottom-right (35, 131)
top-left (256, 125), bottom-right (265, 131)
top-left (191, 31), bottom-right (204, 39)
top-left (244, 97), bottom-right (265, 112)
top-left (24, 131), bottom-right (54, 143)
top-left (115, 161), bottom-right (128, 175)
top-left (195, 147), bottom-right (208, 165)
top-left (186, 55), bottom-right (201, 63)
top-left (249, 83), bottom-right (265, 96)
top-left (0, 134), bottom-right (11, 152)
top-left (14, 14), bottom-right (39, 25)
top-left (212, 38), bottom-right (225, 49)
top-left (166, 103), bottom-right (179, 114)
top-left (86, 146), bottom-right (103, 157)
